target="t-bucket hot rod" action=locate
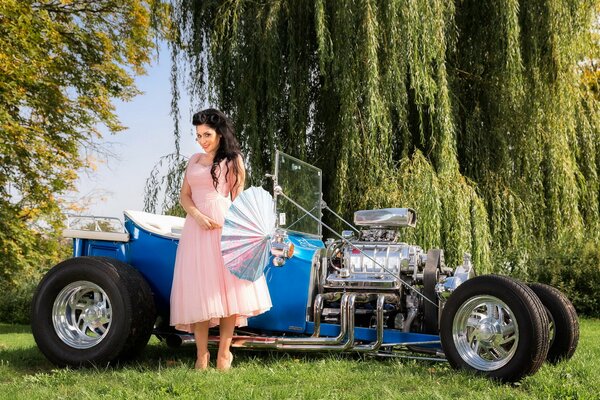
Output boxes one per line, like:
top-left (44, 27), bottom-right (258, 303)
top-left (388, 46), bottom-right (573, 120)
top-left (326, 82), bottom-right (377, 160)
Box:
top-left (31, 151), bottom-right (579, 382)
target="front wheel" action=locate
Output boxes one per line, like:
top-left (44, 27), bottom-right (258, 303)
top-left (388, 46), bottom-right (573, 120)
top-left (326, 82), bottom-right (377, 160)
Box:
top-left (440, 275), bottom-right (549, 382)
top-left (31, 257), bottom-right (156, 367)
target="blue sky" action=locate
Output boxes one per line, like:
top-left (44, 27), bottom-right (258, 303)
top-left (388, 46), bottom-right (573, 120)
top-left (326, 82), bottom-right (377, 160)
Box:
top-left (74, 48), bottom-right (199, 219)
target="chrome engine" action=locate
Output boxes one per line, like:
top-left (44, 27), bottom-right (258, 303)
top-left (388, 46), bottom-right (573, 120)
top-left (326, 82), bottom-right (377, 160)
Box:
top-left (324, 240), bottom-right (425, 291)
top-left (315, 208), bottom-right (472, 334)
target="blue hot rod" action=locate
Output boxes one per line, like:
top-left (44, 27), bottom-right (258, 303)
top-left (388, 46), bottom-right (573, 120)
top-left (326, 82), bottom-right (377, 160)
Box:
top-left (31, 151), bottom-right (579, 382)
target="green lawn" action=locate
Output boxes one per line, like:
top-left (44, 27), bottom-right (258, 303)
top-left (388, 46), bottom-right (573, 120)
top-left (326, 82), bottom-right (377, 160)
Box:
top-left (0, 320), bottom-right (599, 399)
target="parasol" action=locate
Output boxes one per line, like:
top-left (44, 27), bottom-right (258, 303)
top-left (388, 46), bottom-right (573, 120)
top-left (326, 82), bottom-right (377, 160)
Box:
top-left (221, 186), bottom-right (276, 281)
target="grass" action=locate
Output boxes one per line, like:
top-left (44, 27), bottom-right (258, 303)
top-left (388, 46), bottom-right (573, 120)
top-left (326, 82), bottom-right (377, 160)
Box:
top-left (0, 320), bottom-right (599, 399)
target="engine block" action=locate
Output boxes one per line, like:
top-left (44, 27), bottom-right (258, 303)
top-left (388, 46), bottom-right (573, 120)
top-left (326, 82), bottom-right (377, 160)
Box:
top-left (316, 208), bottom-right (456, 334)
top-left (323, 241), bottom-right (425, 290)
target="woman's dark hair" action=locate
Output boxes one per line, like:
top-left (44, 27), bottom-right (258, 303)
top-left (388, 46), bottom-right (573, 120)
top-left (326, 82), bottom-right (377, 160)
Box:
top-left (192, 108), bottom-right (242, 191)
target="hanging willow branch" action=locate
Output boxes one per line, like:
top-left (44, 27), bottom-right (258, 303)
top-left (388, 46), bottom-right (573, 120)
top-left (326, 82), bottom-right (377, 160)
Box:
top-left (145, 0), bottom-right (600, 273)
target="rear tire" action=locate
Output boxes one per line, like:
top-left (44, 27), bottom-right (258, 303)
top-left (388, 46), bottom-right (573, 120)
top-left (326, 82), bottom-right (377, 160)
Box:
top-left (440, 275), bottom-right (549, 382)
top-left (528, 283), bottom-right (579, 363)
top-left (31, 257), bottom-right (156, 367)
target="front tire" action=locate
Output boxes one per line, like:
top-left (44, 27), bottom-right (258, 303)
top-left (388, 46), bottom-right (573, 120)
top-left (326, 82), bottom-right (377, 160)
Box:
top-left (31, 257), bottom-right (156, 367)
top-left (440, 275), bottom-right (549, 382)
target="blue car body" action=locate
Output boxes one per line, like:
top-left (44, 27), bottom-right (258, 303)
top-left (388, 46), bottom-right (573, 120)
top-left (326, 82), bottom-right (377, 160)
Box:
top-left (70, 215), bottom-right (439, 346)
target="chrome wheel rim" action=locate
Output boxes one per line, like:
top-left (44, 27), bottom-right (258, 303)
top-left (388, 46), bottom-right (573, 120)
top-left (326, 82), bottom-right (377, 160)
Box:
top-left (452, 295), bottom-right (519, 371)
top-left (52, 281), bottom-right (112, 349)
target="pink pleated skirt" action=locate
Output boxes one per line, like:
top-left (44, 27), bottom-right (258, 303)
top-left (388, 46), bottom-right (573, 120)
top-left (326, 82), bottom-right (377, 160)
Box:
top-left (170, 193), bottom-right (272, 332)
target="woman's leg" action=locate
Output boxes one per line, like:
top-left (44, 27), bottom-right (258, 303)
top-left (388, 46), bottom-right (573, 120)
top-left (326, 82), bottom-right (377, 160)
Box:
top-left (216, 315), bottom-right (236, 370)
top-left (193, 321), bottom-right (210, 369)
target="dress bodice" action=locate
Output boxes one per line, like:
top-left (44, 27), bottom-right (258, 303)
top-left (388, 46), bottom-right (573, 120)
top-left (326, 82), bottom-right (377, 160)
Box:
top-left (185, 153), bottom-right (234, 207)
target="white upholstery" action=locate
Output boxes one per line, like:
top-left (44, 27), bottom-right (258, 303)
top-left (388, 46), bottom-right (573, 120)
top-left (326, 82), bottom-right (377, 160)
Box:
top-left (63, 229), bottom-right (130, 242)
top-left (124, 210), bottom-right (185, 239)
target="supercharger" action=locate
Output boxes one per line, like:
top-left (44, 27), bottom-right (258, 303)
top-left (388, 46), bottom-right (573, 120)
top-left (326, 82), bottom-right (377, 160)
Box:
top-left (315, 208), bottom-right (473, 334)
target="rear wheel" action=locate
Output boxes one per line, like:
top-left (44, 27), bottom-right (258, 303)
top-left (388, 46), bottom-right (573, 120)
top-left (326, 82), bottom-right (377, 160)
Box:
top-left (440, 275), bottom-right (549, 382)
top-left (528, 283), bottom-right (579, 363)
top-left (31, 257), bottom-right (156, 366)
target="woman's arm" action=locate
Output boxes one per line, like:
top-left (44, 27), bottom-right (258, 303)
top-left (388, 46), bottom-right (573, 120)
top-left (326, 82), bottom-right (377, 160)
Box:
top-left (230, 155), bottom-right (246, 201)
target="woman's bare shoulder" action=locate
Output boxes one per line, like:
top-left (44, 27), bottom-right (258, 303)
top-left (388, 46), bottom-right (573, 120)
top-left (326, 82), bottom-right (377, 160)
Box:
top-left (232, 153), bottom-right (245, 167)
top-left (221, 153), bottom-right (244, 167)
top-left (189, 153), bottom-right (204, 164)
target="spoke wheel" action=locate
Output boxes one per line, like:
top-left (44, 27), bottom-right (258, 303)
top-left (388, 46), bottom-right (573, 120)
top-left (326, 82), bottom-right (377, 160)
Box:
top-left (452, 295), bottom-right (518, 371)
top-left (440, 275), bottom-right (550, 382)
top-left (52, 281), bottom-right (113, 349)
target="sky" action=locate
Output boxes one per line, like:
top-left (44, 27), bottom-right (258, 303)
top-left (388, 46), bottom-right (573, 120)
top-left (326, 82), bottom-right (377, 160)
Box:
top-left (74, 47), bottom-right (199, 220)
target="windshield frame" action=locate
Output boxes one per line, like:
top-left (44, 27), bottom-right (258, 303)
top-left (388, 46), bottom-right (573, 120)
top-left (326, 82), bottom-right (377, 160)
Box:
top-left (273, 150), bottom-right (323, 239)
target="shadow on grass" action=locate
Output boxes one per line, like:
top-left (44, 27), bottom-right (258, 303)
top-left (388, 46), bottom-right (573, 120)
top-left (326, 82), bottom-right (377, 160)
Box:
top-left (0, 334), bottom-right (447, 378)
top-left (0, 342), bottom-right (181, 375)
top-left (0, 346), bottom-right (55, 374)
top-left (0, 324), bottom-right (448, 374)
top-left (144, 341), bottom-right (446, 371)
top-left (0, 324), bottom-right (31, 335)
top-left (110, 342), bottom-right (411, 372)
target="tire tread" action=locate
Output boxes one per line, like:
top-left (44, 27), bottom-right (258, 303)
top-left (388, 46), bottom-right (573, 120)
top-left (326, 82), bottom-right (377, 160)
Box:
top-left (440, 274), bottom-right (550, 382)
top-left (528, 282), bottom-right (579, 363)
top-left (31, 256), bottom-right (156, 367)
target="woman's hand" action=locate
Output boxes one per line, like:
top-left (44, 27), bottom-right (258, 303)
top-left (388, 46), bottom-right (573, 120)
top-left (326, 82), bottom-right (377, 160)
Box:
top-left (193, 212), bottom-right (222, 230)
top-left (180, 166), bottom-right (222, 230)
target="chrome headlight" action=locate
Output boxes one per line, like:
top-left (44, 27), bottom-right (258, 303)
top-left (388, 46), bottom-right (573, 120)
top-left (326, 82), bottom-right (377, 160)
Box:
top-left (270, 230), bottom-right (294, 266)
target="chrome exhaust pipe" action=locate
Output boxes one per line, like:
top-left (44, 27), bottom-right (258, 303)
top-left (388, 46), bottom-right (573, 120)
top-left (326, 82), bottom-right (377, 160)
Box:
top-left (352, 294), bottom-right (385, 352)
top-left (311, 294), bottom-right (325, 338)
top-left (246, 293), bottom-right (350, 348)
top-left (240, 292), bottom-right (395, 352)
top-left (277, 293), bottom-right (354, 349)
top-left (312, 292), bottom-right (341, 338)
top-left (276, 292), bottom-right (358, 351)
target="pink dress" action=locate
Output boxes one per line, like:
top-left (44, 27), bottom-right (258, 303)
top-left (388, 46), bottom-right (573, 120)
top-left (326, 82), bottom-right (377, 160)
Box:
top-left (170, 153), bottom-right (272, 332)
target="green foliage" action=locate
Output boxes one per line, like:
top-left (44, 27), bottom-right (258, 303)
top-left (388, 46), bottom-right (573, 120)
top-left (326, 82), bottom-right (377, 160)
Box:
top-left (580, 2), bottom-right (600, 100)
top-left (528, 240), bottom-right (600, 317)
top-left (0, 224), bottom-right (70, 325)
top-left (0, 204), bottom-right (70, 324)
top-left (144, 153), bottom-right (187, 216)
top-left (0, 204), bottom-right (70, 287)
top-left (364, 151), bottom-right (492, 272)
top-left (0, 0), bottom-right (170, 285)
top-left (150, 1), bottom-right (600, 276)
top-left (0, 281), bottom-right (39, 325)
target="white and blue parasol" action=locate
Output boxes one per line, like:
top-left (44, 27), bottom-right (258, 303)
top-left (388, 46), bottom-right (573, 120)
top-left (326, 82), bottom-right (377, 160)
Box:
top-left (221, 186), bottom-right (276, 281)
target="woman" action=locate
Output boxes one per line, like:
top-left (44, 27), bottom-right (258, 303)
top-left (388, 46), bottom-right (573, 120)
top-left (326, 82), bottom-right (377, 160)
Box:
top-left (170, 108), bottom-right (272, 370)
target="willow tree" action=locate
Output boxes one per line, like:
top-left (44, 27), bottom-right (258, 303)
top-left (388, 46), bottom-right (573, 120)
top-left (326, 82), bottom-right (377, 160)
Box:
top-left (151, 0), bottom-right (600, 273)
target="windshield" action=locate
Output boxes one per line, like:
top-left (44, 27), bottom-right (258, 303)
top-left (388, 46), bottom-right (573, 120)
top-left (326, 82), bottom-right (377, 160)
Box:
top-left (274, 151), bottom-right (322, 238)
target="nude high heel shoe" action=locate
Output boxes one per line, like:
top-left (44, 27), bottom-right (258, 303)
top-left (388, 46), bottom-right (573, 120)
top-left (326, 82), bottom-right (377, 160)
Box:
top-left (195, 352), bottom-right (210, 370)
top-left (217, 352), bottom-right (233, 371)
